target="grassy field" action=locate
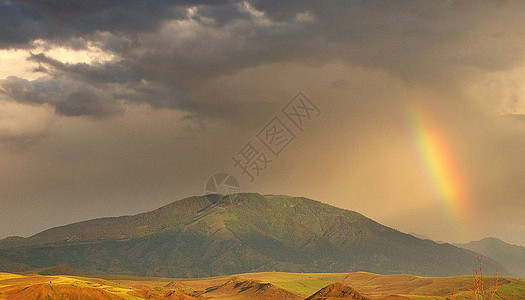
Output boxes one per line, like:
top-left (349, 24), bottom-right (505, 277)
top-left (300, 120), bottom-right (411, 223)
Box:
top-left (0, 272), bottom-right (142, 299)
top-left (342, 272), bottom-right (525, 299)
top-left (0, 271), bottom-right (524, 299)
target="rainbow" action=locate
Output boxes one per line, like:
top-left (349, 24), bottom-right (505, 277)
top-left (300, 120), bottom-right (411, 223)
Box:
top-left (407, 102), bottom-right (473, 239)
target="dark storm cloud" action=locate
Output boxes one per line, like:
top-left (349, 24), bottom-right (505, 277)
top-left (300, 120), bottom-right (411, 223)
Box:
top-left (0, 76), bottom-right (120, 116)
top-left (106, 0), bottom-right (525, 99)
top-left (192, 3), bottom-right (253, 26)
top-left (0, 76), bottom-right (57, 105)
top-left (0, 74), bottom-right (188, 116)
top-left (55, 89), bottom-right (121, 116)
top-left (130, 0), bottom-right (525, 82)
top-left (28, 53), bottom-right (141, 85)
top-left (1, 0), bottom-right (258, 117)
top-left (5, 0), bottom-right (525, 118)
top-left (0, 0), bottom-right (205, 49)
top-left (0, 0), bottom-right (50, 48)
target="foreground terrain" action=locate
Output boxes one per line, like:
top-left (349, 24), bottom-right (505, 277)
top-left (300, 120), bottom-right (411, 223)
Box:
top-left (0, 271), bottom-right (524, 299)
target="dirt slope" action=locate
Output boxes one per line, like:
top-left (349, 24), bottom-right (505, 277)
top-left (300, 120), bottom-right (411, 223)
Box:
top-left (194, 276), bottom-right (302, 299)
top-left (0, 283), bottom-right (125, 300)
top-left (305, 281), bottom-right (370, 299)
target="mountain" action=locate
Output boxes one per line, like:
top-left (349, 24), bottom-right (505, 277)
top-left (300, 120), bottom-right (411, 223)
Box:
top-left (0, 193), bottom-right (505, 277)
top-left (408, 232), bottom-right (433, 241)
top-left (456, 237), bottom-right (525, 279)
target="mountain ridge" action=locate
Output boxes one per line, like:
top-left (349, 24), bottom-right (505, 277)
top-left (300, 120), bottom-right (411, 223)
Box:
top-left (455, 237), bottom-right (525, 279)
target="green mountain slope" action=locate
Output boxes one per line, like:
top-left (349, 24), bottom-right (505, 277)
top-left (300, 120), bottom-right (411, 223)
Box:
top-left (0, 193), bottom-right (505, 278)
top-left (456, 237), bottom-right (525, 279)
top-left (0, 256), bottom-right (31, 273)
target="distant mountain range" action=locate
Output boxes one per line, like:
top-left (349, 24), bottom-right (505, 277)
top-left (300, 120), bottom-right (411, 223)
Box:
top-left (0, 193), bottom-right (506, 277)
top-left (456, 237), bottom-right (525, 279)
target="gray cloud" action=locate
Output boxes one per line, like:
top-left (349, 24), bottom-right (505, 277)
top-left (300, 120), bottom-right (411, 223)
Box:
top-left (0, 76), bottom-right (121, 116)
top-left (0, 76), bottom-right (58, 105)
top-left (0, 1), bottom-right (49, 48)
top-left (55, 89), bottom-right (120, 117)
top-left (28, 53), bottom-right (141, 85)
top-left (0, 74), bottom-right (188, 117)
top-left (0, 0), bottom-right (197, 48)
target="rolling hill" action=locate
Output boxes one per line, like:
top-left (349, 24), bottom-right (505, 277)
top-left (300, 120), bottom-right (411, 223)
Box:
top-left (194, 276), bottom-right (302, 299)
top-left (0, 193), bottom-right (505, 277)
top-left (22, 264), bottom-right (93, 276)
top-left (456, 237), bottom-right (525, 279)
top-left (305, 282), bottom-right (369, 299)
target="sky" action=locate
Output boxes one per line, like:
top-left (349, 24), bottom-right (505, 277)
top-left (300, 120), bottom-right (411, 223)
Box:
top-left (1, 0), bottom-right (525, 246)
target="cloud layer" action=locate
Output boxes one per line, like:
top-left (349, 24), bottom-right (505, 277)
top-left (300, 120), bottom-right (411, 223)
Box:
top-left (3, 0), bottom-right (525, 118)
